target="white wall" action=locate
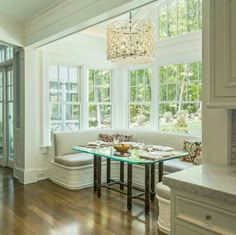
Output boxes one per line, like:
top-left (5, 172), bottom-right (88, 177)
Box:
top-left (42, 33), bottom-right (115, 69)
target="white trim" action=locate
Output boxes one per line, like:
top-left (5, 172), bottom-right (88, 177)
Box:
top-left (14, 166), bottom-right (38, 184)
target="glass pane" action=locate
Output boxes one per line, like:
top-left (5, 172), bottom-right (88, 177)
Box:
top-left (49, 81), bottom-right (59, 102)
top-left (167, 1), bottom-right (177, 37)
top-left (167, 65), bottom-right (177, 82)
top-left (145, 69), bottom-right (152, 101)
top-left (159, 6), bottom-right (167, 40)
top-left (159, 103), bottom-right (177, 131)
top-left (189, 82), bottom-right (199, 101)
top-left (66, 104), bottom-right (80, 120)
top-left (49, 65), bottom-right (58, 81)
top-left (8, 103), bottom-right (14, 160)
top-left (199, 0), bottom-right (202, 29)
top-left (130, 69), bottom-right (152, 102)
top-left (50, 104), bottom-right (62, 121)
top-left (187, 0), bottom-right (199, 32)
top-left (167, 83), bottom-right (177, 101)
top-left (129, 104), bottom-right (150, 128)
top-left (66, 92), bottom-right (78, 102)
top-left (160, 66), bottom-right (167, 83)
top-left (89, 69), bottom-right (94, 102)
top-left (199, 81), bottom-right (202, 100)
top-left (178, 0), bottom-right (187, 35)
top-left (189, 62), bottom-right (199, 81)
top-left (89, 69), bottom-right (111, 102)
top-left (69, 67), bottom-right (77, 83)
top-left (159, 84), bottom-right (167, 101)
top-left (89, 104), bottom-right (111, 129)
top-left (59, 66), bottom-right (68, 83)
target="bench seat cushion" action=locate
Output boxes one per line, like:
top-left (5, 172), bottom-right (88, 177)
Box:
top-left (156, 182), bottom-right (170, 200)
top-left (164, 158), bottom-right (194, 173)
top-left (54, 153), bottom-right (94, 167)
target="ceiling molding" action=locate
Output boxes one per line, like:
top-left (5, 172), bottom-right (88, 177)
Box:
top-left (24, 0), bottom-right (97, 36)
top-left (23, 0), bottom-right (157, 47)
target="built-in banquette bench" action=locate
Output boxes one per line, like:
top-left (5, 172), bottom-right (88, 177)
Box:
top-left (48, 129), bottom-right (201, 190)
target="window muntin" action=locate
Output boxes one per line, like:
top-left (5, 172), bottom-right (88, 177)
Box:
top-left (49, 65), bottom-right (80, 132)
top-left (88, 69), bottom-right (112, 129)
top-left (159, 61), bottom-right (202, 134)
top-left (159, 0), bottom-right (202, 40)
top-left (129, 68), bottom-right (152, 128)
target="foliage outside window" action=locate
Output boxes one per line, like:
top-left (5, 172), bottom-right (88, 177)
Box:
top-left (88, 69), bottom-right (112, 129)
top-left (159, 0), bottom-right (202, 40)
top-left (129, 68), bottom-right (152, 128)
top-left (159, 61), bottom-right (202, 134)
top-left (49, 65), bottom-right (80, 132)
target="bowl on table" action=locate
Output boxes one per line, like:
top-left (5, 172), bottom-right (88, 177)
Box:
top-left (114, 144), bottom-right (130, 154)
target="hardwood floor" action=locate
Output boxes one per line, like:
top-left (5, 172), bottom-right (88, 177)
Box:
top-left (0, 167), bottom-right (159, 235)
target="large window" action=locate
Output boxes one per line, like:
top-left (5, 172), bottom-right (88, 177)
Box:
top-left (49, 65), bottom-right (80, 132)
top-left (158, 0), bottom-right (202, 40)
top-left (159, 61), bottom-right (202, 134)
top-left (0, 46), bottom-right (13, 63)
top-left (129, 68), bottom-right (152, 128)
top-left (88, 69), bottom-right (112, 129)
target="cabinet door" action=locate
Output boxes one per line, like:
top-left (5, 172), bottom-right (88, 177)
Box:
top-left (207, 0), bottom-right (236, 107)
top-left (175, 225), bottom-right (200, 235)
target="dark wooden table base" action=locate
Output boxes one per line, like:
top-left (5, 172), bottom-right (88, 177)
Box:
top-left (93, 155), bottom-right (157, 213)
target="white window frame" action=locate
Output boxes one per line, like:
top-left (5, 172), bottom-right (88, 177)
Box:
top-left (86, 67), bottom-right (113, 129)
top-left (48, 65), bottom-right (81, 134)
top-left (127, 65), bottom-right (154, 129)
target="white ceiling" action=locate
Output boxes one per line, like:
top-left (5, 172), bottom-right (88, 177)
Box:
top-left (0, 0), bottom-right (60, 22)
top-left (83, 2), bottom-right (156, 38)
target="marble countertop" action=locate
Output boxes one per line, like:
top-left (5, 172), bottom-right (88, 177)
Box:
top-left (163, 164), bottom-right (236, 203)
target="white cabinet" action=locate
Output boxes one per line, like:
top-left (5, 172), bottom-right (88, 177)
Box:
top-left (170, 190), bottom-right (236, 235)
top-left (175, 225), bottom-right (200, 235)
top-left (205, 0), bottom-right (236, 108)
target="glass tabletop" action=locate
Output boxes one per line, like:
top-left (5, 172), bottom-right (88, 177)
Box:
top-left (72, 145), bottom-right (189, 165)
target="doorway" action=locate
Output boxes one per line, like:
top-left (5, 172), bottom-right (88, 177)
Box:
top-left (0, 46), bottom-right (14, 168)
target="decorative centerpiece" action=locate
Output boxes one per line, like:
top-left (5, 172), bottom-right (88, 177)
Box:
top-left (114, 144), bottom-right (130, 156)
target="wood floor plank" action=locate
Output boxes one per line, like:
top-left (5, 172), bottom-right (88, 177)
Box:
top-left (0, 167), bottom-right (159, 235)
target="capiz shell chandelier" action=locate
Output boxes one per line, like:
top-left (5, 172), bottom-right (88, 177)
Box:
top-left (107, 17), bottom-right (154, 64)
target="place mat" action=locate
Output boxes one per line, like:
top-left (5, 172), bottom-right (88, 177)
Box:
top-left (77, 143), bottom-right (112, 148)
top-left (139, 152), bottom-right (172, 160)
top-left (151, 145), bottom-right (174, 151)
top-left (113, 151), bottom-right (131, 157)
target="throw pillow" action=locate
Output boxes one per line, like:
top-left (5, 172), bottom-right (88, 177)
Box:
top-left (98, 133), bottom-right (133, 142)
top-left (182, 140), bottom-right (202, 165)
top-left (117, 134), bottom-right (133, 142)
top-left (99, 133), bottom-right (119, 142)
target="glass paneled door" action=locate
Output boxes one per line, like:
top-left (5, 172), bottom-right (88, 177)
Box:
top-left (0, 66), bottom-right (14, 168)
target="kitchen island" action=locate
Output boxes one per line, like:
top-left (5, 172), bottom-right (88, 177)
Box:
top-left (163, 164), bottom-right (236, 235)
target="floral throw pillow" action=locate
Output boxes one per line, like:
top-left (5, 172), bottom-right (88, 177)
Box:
top-left (99, 133), bottom-right (119, 142)
top-left (182, 140), bottom-right (202, 165)
top-left (98, 133), bottom-right (133, 142)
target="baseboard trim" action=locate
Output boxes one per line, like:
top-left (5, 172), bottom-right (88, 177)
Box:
top-left (14, 166), bottom-right (38, 184)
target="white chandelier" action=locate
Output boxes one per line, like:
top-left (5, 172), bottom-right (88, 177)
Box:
top-left (106, 14), bottom-right (154, 65)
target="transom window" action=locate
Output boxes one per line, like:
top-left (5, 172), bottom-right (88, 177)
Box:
top-left (88, 69), bottom-right (112, 129)
top-left (159, 61), bottom-right (202, 134)
top-left (158, 0), bottom-right (202, 40)
top-left (49, 65), bottom-right (80, 132)
top-left (129, 68), bottom-right (152, 128)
